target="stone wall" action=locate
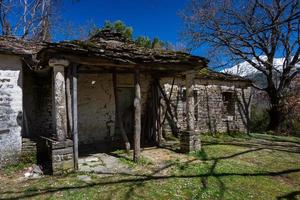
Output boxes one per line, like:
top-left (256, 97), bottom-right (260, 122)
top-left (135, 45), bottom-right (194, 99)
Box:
top-left (160, 77), bottom-right (251, 135)
top-left (77, 73), bottom-right (151, 145)
top-left (45, 139), bottom-right (74, 175)
top-left (0, 54), bottom-right (23, 167)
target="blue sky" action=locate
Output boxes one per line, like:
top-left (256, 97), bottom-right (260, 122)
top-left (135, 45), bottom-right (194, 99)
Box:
top-left (59, 0), bottom-right (189, 46)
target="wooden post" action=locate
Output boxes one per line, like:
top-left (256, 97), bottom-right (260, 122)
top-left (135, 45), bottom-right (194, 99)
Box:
top-left (66, 67), bottom-right (73, 138)
top-left (112, 71), bottom-right (131, 152)
top-left (49, 59), bottom-right (69, 141)
top-left (133, 67), bottom-right (141, 162)
top-left (186, 72), bottom-right (195, 131)
top-left (72, 65), bottom-right (79, 170)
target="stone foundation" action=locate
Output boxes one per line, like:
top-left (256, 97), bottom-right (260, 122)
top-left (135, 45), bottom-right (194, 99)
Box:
top-left (46, 139), bottom-right (74, 175)
top-left (21, 138), bottom-right (37, 155)
top-left (180, 131), bottom-right (201, 153)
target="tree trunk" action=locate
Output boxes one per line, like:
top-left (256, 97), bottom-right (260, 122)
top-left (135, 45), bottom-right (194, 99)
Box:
top-left (267, 106), bottom-right (283, 132)
top-left (266, 88), bottom-right (284, 132)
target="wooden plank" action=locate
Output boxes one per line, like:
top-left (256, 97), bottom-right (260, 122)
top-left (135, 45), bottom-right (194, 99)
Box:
top-left (112, 71), bottom-right (131, 152)
top-left (133, 67), bottom-right (141, 162)
top-left (72, 65), bottom-right (79, 170)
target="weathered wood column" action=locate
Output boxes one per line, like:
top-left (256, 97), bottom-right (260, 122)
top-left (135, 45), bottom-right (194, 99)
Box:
top-left (133, 67), bottom-right (141, 162)
top-left (48, 59), bottom-right (74, 175)
top-left (49, 59), bottom-right (69, 141)
top-left (180, 71), bottom-right (201, 153)
top-left (72, 65), bottom-right (79, 170)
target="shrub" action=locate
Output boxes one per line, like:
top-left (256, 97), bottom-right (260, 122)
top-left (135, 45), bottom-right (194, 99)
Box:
top-left (250, 106), bottom-right (269, 133)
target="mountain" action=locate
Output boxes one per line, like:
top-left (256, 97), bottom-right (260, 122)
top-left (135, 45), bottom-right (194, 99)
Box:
top-left (221, 57), bottom-right (300, 87)
top-left (222, 56), bottom-right (300, 76)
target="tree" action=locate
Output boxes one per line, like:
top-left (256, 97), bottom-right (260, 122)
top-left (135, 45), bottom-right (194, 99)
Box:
top-left (91, 20), bottom-right (170, 50)
top-left (0, 0), bottom-right (68, 41)
top-left (135, 36), bottom-right (152, 48)
top-left (181, 0), bottom-right (300, 131)
top-left (89, 20), bottom-right (133, 40)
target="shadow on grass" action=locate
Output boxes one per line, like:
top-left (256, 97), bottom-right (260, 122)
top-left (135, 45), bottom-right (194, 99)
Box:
top-left (1, 145), bottom-right (299, 200)
top-left (1, 167), bottom-right (300, 200)
top-left (249, 134), bottom-right (300, 145)
top-left (277, 190), bottom-right (300, 200)
top-left (202, 141), bottom-right (300, 154)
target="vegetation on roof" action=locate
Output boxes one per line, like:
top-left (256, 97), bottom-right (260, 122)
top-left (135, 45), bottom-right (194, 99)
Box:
top-left (89, 20), bottom-right (186, 52)
top-left (197, 68), bottom-right (251, 82)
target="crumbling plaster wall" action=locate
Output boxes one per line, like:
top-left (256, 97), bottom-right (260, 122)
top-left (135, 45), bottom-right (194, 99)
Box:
top-left (78, 73), bottom-right (115, 145)
top-left (160, 77), bottom-right (251, 135)
top-left (0, 54), bottom-right (23, 167)
top-left (77, 73), bottom-right (151, 145)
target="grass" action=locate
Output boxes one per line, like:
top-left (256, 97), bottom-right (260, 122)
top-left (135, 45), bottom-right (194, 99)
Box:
top-left (2, 152), bottom-right (36, 176)
top-left (112, 150), bottom-right (153, 168)
top-left (0, 133), bottom-right (300, 199)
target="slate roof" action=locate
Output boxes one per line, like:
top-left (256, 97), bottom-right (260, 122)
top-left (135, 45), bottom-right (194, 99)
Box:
top-left (0, 36), bottom-right (44, 55)
top-left (0, 30), bottom-right (249, 83)
top-left (197, 68), bottom-right (251, 82)
top-left (37, 29), bottom-right (209, 69)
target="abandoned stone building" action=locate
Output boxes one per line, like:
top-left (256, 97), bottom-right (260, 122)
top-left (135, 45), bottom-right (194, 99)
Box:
top-left (0, 30), bottom-right (251, 174)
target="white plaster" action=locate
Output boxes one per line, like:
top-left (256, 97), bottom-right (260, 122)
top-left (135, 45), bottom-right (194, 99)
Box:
top-left (0, 54), bottom-right (23, 166)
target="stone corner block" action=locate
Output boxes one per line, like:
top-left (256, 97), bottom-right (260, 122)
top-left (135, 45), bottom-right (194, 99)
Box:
top-left (180, 130), bottom-right (201, 153)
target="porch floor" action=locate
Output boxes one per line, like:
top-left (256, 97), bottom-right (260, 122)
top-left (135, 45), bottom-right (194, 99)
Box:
top-left (78, 153), bottom-right (132, 174)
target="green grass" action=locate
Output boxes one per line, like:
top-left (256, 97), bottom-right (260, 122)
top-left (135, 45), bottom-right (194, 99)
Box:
top-left (112, 150), bottom-right (153, 168)
top-left (0, 133), bottom-right (300, 200)
top-left (2, 152), bottom-right (36, 176)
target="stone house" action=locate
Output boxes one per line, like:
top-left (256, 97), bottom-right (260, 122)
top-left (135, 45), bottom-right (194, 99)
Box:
top-left (160, 69), bottom-right (252, 139)
top-left (0, 30), bottom-right (251, 174)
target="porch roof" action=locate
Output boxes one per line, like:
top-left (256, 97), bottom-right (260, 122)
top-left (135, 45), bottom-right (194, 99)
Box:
top-left (37, 29), bottom-right (209, 73)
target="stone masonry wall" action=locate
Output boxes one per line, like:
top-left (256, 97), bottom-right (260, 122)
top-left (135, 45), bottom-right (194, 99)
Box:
top-left (160, 77), bottom-right (251, 135)
top-left (0, 54), bottom-right (23, 167)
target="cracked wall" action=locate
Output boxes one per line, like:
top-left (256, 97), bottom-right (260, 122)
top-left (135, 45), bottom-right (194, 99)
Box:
top-left (77, 73), bottom-right (151, 145)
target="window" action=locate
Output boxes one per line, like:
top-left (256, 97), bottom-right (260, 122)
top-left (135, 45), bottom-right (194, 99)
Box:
top-left (222, 92), bottom-right (235, 116)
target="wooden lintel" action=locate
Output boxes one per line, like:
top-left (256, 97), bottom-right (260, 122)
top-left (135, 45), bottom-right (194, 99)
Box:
top-left (48, 54), bottom-right (203, 73)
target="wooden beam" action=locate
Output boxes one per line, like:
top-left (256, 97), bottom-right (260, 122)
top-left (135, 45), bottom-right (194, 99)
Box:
top-left (133, 67), bottom-right (141, 162)
top-left (112, 71), bottom-right (131, 152)
top-left (72, 65), bottom-right (79, 170)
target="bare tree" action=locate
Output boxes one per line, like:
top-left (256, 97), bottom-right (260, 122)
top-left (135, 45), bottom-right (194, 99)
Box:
top-left (0, 0), bottom-right (62, 41)
top-left (181, 0), bottom-right (300, 131)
